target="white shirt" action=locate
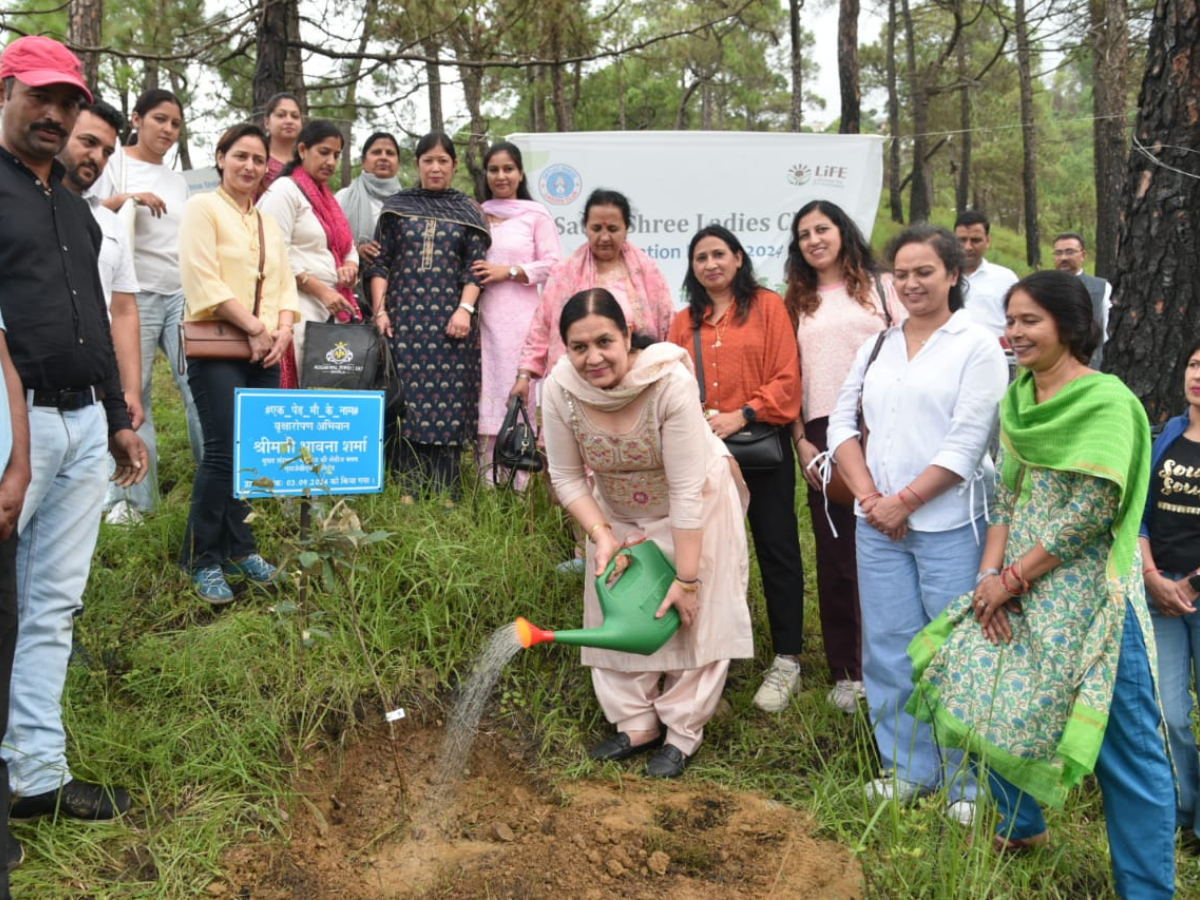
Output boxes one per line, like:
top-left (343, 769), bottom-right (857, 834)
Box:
top-left (963, 257), bottom-right (1019, 338)
top-left (827, 309), bottom-right (1009, 532)
top-left (85, 195), bottom-right (139, 314)
top-left (92, 146), bottom-right (189, 294)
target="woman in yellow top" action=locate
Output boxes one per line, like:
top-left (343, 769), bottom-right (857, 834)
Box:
top-left (179, 123), bottom-right (300, 604)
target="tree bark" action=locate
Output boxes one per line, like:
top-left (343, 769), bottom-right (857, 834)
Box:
top-left (837, 0), bottom-right (860, 134)
top-left (900, 0), bottom-right (930, 222)
top-left (789, 0), bottom-right (804, 131)
top-left (68, 0), bottom-right (103, 89)
top-left (955, 10), bottom-right (971, 213)
top-left (253, 0), bottom-right (289, 112)
top-left (1090, 0), bottom-right (1129, 281)
top-left (1107, 0), bottom-right (1200, 419)
top-left (886, 0), bottom-right (903, 223)
top-left (1013, 0), bottom-right (1040, 267)
top-left (423, 37), bottom-right (444, 133)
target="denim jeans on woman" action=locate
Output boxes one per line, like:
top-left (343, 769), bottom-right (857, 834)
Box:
top-left (856, 516), bottom-right (982, 800)
top-left (181, 358), bottom-right (279, 569)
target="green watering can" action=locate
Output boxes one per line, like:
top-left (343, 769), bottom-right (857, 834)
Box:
top-left (516, 539), bottom-right (681, 655)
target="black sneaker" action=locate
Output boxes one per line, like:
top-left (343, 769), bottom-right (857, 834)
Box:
top-left (5, 836), bottom-right (22, 872)
top-left (10, 779), bottom-right (131, 821)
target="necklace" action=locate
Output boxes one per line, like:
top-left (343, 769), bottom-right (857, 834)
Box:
top-left (710, 303), bottom-right (733, 348)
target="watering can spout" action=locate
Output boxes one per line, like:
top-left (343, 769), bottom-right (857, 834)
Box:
top-left (514, 541), bottom-right (681, 656)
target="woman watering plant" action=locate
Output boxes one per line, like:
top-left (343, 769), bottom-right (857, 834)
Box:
top-left (542, 288), bottom-right (753, 777)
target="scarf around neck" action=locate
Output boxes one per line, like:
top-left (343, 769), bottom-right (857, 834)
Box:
top-left (999, 370), bottom-right (1151, 578)
top-left (339, 171), bottom-right (400, 242)
top-left (290, 166), bottom-right (360, 321)
top-left (551, 343), bottom-right (693, 413)
top-left (380, 187), bottom-right (490, 242)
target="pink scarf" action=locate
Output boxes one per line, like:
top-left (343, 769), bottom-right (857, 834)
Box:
top-left (546, 241), bottom-right (675, 338)
top-left (290, 166), bottom-right (360, 322)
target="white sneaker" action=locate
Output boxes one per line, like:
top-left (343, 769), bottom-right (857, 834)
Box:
top-left (827, 679), bottom-right (866, 714)
top-left (753, 656), bottom-right (801, 712)
top-left (104, 501), bottom-right (143, 526)
top-left (944, 799), bottom-right (976, 826)
top-left (865, 774), bottom-right (928, 805)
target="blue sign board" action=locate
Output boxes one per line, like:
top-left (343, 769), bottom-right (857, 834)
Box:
top-left (233, 389), bottom-right (385, 498)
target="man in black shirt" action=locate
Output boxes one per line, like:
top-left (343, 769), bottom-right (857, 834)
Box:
top-left (0, 36), bottom-right (148, 825)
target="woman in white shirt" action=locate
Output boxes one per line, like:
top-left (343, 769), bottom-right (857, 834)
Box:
top-left (258, 120), bottom-right (360, 382)
top-left (95, 88), bottom-right (201, 515)
top-left (827, 224), bottom-right (1007, 825)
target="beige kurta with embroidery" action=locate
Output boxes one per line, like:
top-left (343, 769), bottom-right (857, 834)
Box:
top-left (543, 344), bottom-right (755, 672)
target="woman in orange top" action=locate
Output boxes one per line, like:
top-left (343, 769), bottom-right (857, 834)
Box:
top-left (668, 225), bottom-right (804, 713)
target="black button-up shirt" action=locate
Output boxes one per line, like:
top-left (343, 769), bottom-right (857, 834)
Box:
top-left (0, 145), bottom-right (130, 433)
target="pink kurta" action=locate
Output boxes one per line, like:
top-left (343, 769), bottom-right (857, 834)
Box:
top-left (542, 344), bottom-right (754, 673)
top-left (478, 200), bottom-right (561, 435)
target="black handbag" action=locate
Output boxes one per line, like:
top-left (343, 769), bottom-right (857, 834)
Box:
top-left (493, 395), bottom-right (544, 487)
top-left (300, 320), bottom-right (383, 390)
top-left (692, 326), bottom-right (785, 470)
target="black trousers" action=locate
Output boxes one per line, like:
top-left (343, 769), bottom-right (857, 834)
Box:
top-left (181, 358), bottom-right (279, 569)
top-left (740, 436), bottom-right (806, 656)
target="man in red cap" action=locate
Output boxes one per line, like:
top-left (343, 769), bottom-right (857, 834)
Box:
top-left (0, 35), bottom-right (148, 853)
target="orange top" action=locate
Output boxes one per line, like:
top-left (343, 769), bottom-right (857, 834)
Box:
top-left (667, 288), bottom-right (801, 426)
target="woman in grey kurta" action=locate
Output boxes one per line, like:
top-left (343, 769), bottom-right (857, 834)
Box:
top-left (542, 288), bottom-right (754, 778)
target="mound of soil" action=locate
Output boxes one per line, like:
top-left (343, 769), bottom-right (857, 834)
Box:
top-left (216, 726), bottom-right (862, 899)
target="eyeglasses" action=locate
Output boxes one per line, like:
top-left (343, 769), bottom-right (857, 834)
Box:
top-left (1052, 249), bottom-right (1081, 257)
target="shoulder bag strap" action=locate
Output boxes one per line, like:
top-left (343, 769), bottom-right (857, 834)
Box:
top-left (692, 324), bottom-right (706, 405)
top-left (253, 211), bottom-right (266, 319)
top-left (873, 272), bottom-right (892, 327)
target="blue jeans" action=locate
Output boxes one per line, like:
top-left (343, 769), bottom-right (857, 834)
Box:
top-left (1148, 573), bottom-right (1200, 838)
top-left (4, 403), bottom-right (108, 796)
top-left (857, 517), bottom-right (981, 798)
top-left (181, 358), bottom-right (279, 569)
top-left (106, 289), bottom-right (202, 512)
top-left (988, 601), bottom-right (1175, 899)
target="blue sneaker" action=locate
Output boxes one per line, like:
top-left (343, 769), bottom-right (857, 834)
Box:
top-left (194, 566), bottom-right (234, 605)
top-left (224, 554), bottom-right (278, 584)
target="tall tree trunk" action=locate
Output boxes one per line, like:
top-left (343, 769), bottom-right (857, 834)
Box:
top-left (1090, 0), bottom-right (1129, 280)
top-left (457, 47), bottom-right (487, 198)
top-left (837, 0), bottom-right (860, 134)
top-left (1106, 0), bottom-right (1200, 420)
top-left (1014, 0), bottom-right (1040, 267)
top-left (168, 70), bottom-right (191, 170)
top-left (789, 0), bottom-right (804, 131)
top-left (253, 0), bottom-right (289, 111)
top-left (886, 0), bottom-right (903, 222)
top-left (68, 0), bottom-right (103, 88)
top-left (423, 37), bottom-right (444, 133)
top-left (339, 0), bottom-right (380, 186)
top-left (955, 13), bottom-right (971, 212)
top-left (285, 0), bottom-right (305, 107)
top-left (900, 0), bottom-right (930, 222)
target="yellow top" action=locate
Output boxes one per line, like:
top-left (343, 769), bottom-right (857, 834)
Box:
top-left (180, 187), bottom-right (299, 328)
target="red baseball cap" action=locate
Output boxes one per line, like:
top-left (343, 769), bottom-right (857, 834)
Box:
top-left (0, 36), bottom-right (94, 104)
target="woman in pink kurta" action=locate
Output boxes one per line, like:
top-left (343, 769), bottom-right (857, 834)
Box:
top-left (472, 142), bottom-right (562, 484)
top-left (543, 288), bottom-right (753, 778)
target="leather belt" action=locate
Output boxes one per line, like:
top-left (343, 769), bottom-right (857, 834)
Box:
top-left (27, 387), bottom-right (98, 411)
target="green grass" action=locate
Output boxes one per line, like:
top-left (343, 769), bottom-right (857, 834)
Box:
top-left (10, 353), bottom-right (1195, 898)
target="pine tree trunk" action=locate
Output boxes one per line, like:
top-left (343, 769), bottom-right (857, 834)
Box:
top-left (838, 0), bottom-right (860, 134)
top-left (886, 0), bottom-right (903, 223)
top-left (424, 38), bottom-right (444, 133)
top-left (1106, 0), bottom-right (1200, 420)
top-left (1090, 0), bottom-right (1128, 281)
top-left (955, 20), bottom-right (971, 212)
top-left (790, 0), bottom-right (804, 131)
top-left (901, 0), bottom-right (930, 223)
top-left (1014, 0), bottom-right (1040, 267)
top-left (68, 0), bottom-right (103, 88)
top-left (253, 0), bottom-right (288, 111)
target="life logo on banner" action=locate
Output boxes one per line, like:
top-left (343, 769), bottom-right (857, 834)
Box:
top-left (326, 341), bottom-right (354, 365)
top-left (538, 164), bottom-right (582, 205)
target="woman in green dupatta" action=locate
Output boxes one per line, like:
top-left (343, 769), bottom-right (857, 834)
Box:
top-left (908, 271), bottom-right (1174, 897)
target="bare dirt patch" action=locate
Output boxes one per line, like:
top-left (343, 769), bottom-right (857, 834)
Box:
top-left (217, 726), bottom-right (862, 899)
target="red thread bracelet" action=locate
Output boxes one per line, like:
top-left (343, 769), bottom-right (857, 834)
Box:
top-left (905, 485), bottom-right (928, 506)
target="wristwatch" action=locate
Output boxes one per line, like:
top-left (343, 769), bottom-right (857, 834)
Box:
top-left (1188, 572), bottom-right (1200, 594)
top-left (509, 266), bottom-right (519, 280)
top-left (742, 405), bottom-right (757, 423)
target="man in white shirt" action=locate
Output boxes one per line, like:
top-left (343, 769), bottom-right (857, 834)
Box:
top-left (1052, 232), bottom-right (1112, 369)
top-left (58, 100), bottom-right (145, 522)
top-left (954, 210), bottom-right (1018, 340)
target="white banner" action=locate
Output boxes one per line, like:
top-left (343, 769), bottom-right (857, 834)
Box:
top-left (508, 131), bottom-right (885, 302)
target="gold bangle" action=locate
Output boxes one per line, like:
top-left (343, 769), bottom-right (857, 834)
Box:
top-left (674, 577), bottom-right (701, 593)
top-left (587, 522), bottom-right (612, 542)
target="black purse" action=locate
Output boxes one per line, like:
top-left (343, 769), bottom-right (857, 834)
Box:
top-left (493, 395), bottom-right (544, 487)
top-left (300, 320), bottom-right (383, 390)
top-left (692, 326), bottom-right (785, 471)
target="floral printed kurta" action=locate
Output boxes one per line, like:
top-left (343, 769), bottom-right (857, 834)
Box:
top-left (909, 454), bottom-right (1156, 807)
top-left (373, 213), bottom-right (489, 446)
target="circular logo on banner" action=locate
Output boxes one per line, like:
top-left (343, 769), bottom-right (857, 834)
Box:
top-left (539, 164), bottom-right (582, 205)
top-left (787, 163), bottom-right (812, 186)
